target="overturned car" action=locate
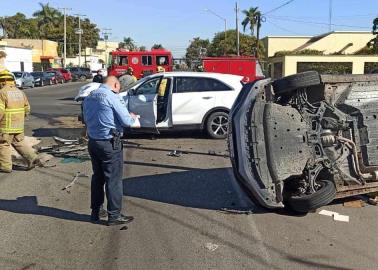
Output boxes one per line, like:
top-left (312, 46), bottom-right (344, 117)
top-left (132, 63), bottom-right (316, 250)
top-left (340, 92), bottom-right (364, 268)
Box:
top-left (229, 71), bottom-right (378, 212)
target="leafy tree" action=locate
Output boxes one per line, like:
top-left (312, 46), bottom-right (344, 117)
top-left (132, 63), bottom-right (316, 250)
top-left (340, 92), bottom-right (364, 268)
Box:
top-left (33, 3), bottom-right (62, 39)
top-left (152, 44), bottom-right (164, 49)
top-left (185, 37), bottom-right (210, 66)
top-left (207, 30), bottom-right (264, 57)
top-left (367, 17), bottom-right (378, 54)
top-left (119, 37), bottom-right (137, 51)
top-left (139, 46), bottom-right (146, 51)
top-left (274, 49), bottom-right (324, 57)
top-left (241, 7), bottom-right (261, 36)
top-left (1, 13), bottom-right (39, 39)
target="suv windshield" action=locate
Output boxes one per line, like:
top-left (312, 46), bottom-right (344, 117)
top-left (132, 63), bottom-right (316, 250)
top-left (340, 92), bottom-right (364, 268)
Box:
top-left (13, 72), bottom-right (23, 78)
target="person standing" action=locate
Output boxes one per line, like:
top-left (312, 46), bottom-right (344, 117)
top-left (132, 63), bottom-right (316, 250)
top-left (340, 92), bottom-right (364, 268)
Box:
top-left (83, 76), bottom-right (137, 225)
top-left (118, 67), bottom-right (137, 90)
top-left (92, 69), bottom-right (105, 83)
top-left (0, 68), bottom-right (39, 173)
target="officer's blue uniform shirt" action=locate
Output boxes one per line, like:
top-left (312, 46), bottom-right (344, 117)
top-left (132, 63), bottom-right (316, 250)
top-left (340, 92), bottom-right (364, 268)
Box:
top-left (83, 84), bottom-right (135, 140)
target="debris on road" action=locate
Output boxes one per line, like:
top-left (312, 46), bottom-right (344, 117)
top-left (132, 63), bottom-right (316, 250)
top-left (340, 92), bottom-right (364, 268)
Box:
top-left (62, 172), bottom-right (89, 193)
top-left (53, 136), bottom-right (80, 145)
top-left (333, 213), bottom-right (350, 223)
top-left (343, 199), bottom-right (365, 208)
top-left (319, 209), bottom-right (350, 222)
top-left (167, 150), bottom-right (183, 157)
top-left (120, 226), bottom-right (128, 231)
top-left (368, 197), bottom-right (378, 206)
top-left (204, 242), bottom-right (219, 252)
top-left (219, 208), bottom-right (254, 215)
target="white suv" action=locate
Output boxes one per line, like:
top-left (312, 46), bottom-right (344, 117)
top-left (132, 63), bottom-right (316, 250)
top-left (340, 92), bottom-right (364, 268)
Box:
top-left (76, 72), bottom-right (244, 138)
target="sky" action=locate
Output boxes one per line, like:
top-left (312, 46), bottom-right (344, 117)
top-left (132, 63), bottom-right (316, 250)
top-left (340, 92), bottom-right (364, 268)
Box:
top-left (1, 0), bottom-right (377, 57)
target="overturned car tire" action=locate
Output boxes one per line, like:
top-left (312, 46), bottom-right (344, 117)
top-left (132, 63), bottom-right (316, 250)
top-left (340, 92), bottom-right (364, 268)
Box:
top-left (286, 180), bottom-right (336, 213)
top-left (272, 71), bottom-right (321, 95)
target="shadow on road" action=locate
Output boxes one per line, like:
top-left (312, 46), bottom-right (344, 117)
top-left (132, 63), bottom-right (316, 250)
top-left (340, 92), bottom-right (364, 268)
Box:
top-left (33, 127), bottom-right (85, 138)
top-left (0, 196), bottom-right (92, 223)
top-left (123, 167), bottom-right (255, 210)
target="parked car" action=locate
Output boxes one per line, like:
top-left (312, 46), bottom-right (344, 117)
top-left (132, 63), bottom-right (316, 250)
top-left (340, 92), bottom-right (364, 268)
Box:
top-left (48, 68), bottom-right (72, 82)
top-left (228, 71), bottom-right (378, 213)
top-left (13, 71), bottom-right (35, 89)
top-left (75, 72), bottom-right (244, 138)
top-left (68, 67), bottom-right (93, 81)
top-left (46, 70), bottom-right (65, 84)
top-left (31, 71), bottom-right (53, 87)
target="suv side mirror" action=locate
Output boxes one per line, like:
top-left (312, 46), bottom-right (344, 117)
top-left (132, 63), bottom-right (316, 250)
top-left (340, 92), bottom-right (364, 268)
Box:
top-left (129, 89), bottom-right (136, 96)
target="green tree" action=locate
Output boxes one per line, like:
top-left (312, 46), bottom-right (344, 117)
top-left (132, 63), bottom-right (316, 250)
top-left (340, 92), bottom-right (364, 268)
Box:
top-left (139, 46), bottom-right (146, 51)
top-left (119, 37), bottom-right (137, 51)
top-left (185, 37), bottom-right (211, 66)
top-left (152, 44), bottom-right (164, 49)
top-left (208, 30), bottom-right (264, 57)
top-left (1, 13), bottom-right (38, 39)
top-left (32, 3), bottom-right (62, 39)
top-left (241, 7), bottom-right (261, 36)
top-left (367, 17), bottom-right (378, 53)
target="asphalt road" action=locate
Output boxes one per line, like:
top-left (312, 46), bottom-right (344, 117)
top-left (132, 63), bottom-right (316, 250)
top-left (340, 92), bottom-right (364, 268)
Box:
top-left (0, 83), bottom-right (378, 270)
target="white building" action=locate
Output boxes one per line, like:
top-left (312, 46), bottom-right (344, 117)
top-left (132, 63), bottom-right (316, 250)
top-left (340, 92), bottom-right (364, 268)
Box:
top-left (0, 45), bottom-right (33, 72)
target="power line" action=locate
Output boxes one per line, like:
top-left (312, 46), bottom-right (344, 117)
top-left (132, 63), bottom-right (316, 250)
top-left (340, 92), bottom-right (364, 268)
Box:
top-left (267, 16), bottom-right (371, 29)
top-left (263, 0), bottom-right (295, 15)
top-left (266, 20), bottom-right (304, 35)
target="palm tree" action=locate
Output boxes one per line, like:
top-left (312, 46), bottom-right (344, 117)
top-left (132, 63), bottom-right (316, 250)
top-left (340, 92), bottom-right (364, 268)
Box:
top-left (241, 7), bottom-right (261, 36)
top-left (33, 3), bottom-right (62, 38)
top-left (119, 37), bottom-right (137, 51)
top-left (152, 44), bottom-right (164, 50)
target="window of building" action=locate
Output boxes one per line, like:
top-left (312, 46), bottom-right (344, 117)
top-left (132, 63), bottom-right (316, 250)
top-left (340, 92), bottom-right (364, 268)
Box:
top-left (364, 62), bottom-right (378, 74)
top-left (273, 62), bottom-right (283, 79)
top-left (142, 55), bottom-right (152, 66)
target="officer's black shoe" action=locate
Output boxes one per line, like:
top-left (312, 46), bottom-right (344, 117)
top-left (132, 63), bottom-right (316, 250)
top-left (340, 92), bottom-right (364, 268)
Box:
top-left (90, 211), bottom-right (100, 223)
top-left (107, 215), bottom-right (134, 226)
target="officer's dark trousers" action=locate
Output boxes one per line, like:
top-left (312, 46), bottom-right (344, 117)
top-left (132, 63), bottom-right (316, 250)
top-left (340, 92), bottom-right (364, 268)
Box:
top-left (88, 139), bottom-right (123, 219)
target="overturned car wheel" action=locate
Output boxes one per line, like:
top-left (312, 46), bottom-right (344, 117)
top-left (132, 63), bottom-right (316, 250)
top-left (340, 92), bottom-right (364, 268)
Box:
top-left (272, 71), bottom-right (321, 95)
top-left (286, 180), bottom-right (336, 213)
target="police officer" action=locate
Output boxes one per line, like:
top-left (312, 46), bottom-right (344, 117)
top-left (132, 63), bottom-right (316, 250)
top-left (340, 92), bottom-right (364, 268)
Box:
top-left (83, 76), bottom-right (137, 225)
top-left (92, 69), bottom-right (105, 83)
top-left (0, 68), bottom-right (39, 173)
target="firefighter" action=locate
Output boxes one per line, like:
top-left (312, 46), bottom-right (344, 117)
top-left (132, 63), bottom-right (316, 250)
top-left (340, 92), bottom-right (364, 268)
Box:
top-left (0, 69), bottom-right (39, 173)
top-left (118, 67), bottom-right (137, 90)
top-left (156, 66), bottom-right (165, 73)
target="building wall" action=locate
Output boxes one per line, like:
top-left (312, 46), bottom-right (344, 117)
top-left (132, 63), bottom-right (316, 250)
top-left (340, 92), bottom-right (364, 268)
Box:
top-left (269, 55), bottom-right (378, 78)
top-left (301, 32), bottom-right (375, 54)
top-left (0, 46), bottom-right (33, 72)
top-left (2, 39), bottom-right (59, 63)
top-left (261, 36), bottom-right (312, 58)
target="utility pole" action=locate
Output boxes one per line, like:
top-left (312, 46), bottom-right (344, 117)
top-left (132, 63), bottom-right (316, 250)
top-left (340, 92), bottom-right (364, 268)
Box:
top-left (74, 14), bottom-right (86, 67)
top-left (59, 8), bottom-right (72, 67)
top-left (102, 28), bottom-right (112, 67)
top-left (329, 0), bottom-right (333, 32)
top-left (235, 2), bottom-right (240, 56)
top-left (255, 14), bottom-right (262, 58)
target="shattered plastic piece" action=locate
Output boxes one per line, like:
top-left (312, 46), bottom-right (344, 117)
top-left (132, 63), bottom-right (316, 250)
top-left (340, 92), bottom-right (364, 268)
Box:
top-left (368, 197), bottom-right (378, 206)
top-left (333, 213), bottom-right (349, 222)
top-left (318, 210), bottom-right (338, 217)
top-left (343, 200), bottom-right (365, 208)
top-left (120, 226), bottom-right (128, 231)
top-left (205, 243), bottom-right (219, 252)
top-left (53, 136), bottom-right (79, 145)
top-left (62, 172), bottom-right (89, 193)
top-left (167, 150), bottom-right (182, 157)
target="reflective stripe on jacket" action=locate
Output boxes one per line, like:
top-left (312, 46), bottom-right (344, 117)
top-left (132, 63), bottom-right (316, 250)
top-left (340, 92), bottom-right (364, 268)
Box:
top-left (0, 85), bottom-right (30, 134)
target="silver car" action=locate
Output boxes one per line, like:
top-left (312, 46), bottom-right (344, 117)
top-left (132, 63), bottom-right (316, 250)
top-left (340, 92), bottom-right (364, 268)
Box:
top-left (13, 71), bottom-right (35, 89)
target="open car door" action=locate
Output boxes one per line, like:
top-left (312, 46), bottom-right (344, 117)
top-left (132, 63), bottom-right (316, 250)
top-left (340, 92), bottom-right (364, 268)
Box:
top-left (126, 76), bottom-right (172, 133)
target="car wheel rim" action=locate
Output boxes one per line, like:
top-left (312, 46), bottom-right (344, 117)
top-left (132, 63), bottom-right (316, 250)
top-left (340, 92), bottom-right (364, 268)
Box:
top-left (211, 116), bottom-right (228, 136)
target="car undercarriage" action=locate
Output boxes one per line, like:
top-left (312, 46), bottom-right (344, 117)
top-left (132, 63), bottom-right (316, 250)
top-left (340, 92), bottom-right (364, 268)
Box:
top-left (229, 71), bottom-right (378, 212)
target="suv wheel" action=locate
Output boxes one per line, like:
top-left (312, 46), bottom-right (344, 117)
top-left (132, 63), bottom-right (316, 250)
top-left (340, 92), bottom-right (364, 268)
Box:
top-left (206, 111), bottom-right (229, 139)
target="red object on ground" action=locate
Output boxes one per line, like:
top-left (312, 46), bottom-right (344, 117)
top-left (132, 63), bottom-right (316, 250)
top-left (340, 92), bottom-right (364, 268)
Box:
top-left (47, 68), bottom-right (72, 82)
top-left (202, 56), bottom-right (265, 83)
top-left (108, 49), bottom-right (173, 79)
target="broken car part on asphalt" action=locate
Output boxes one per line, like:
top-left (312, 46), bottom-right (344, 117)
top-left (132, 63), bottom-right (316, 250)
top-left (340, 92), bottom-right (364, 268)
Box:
top-left (62, 172), bottom-right (89, 193)
top-left (228, 72), bottom-right (378, 213)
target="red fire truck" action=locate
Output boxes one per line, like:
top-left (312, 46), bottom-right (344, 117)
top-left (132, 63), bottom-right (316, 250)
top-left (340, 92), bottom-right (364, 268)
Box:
top-left (108, 49), bottom-right (173, 79)
top-left (202, 56), bottom-right (265, 82)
